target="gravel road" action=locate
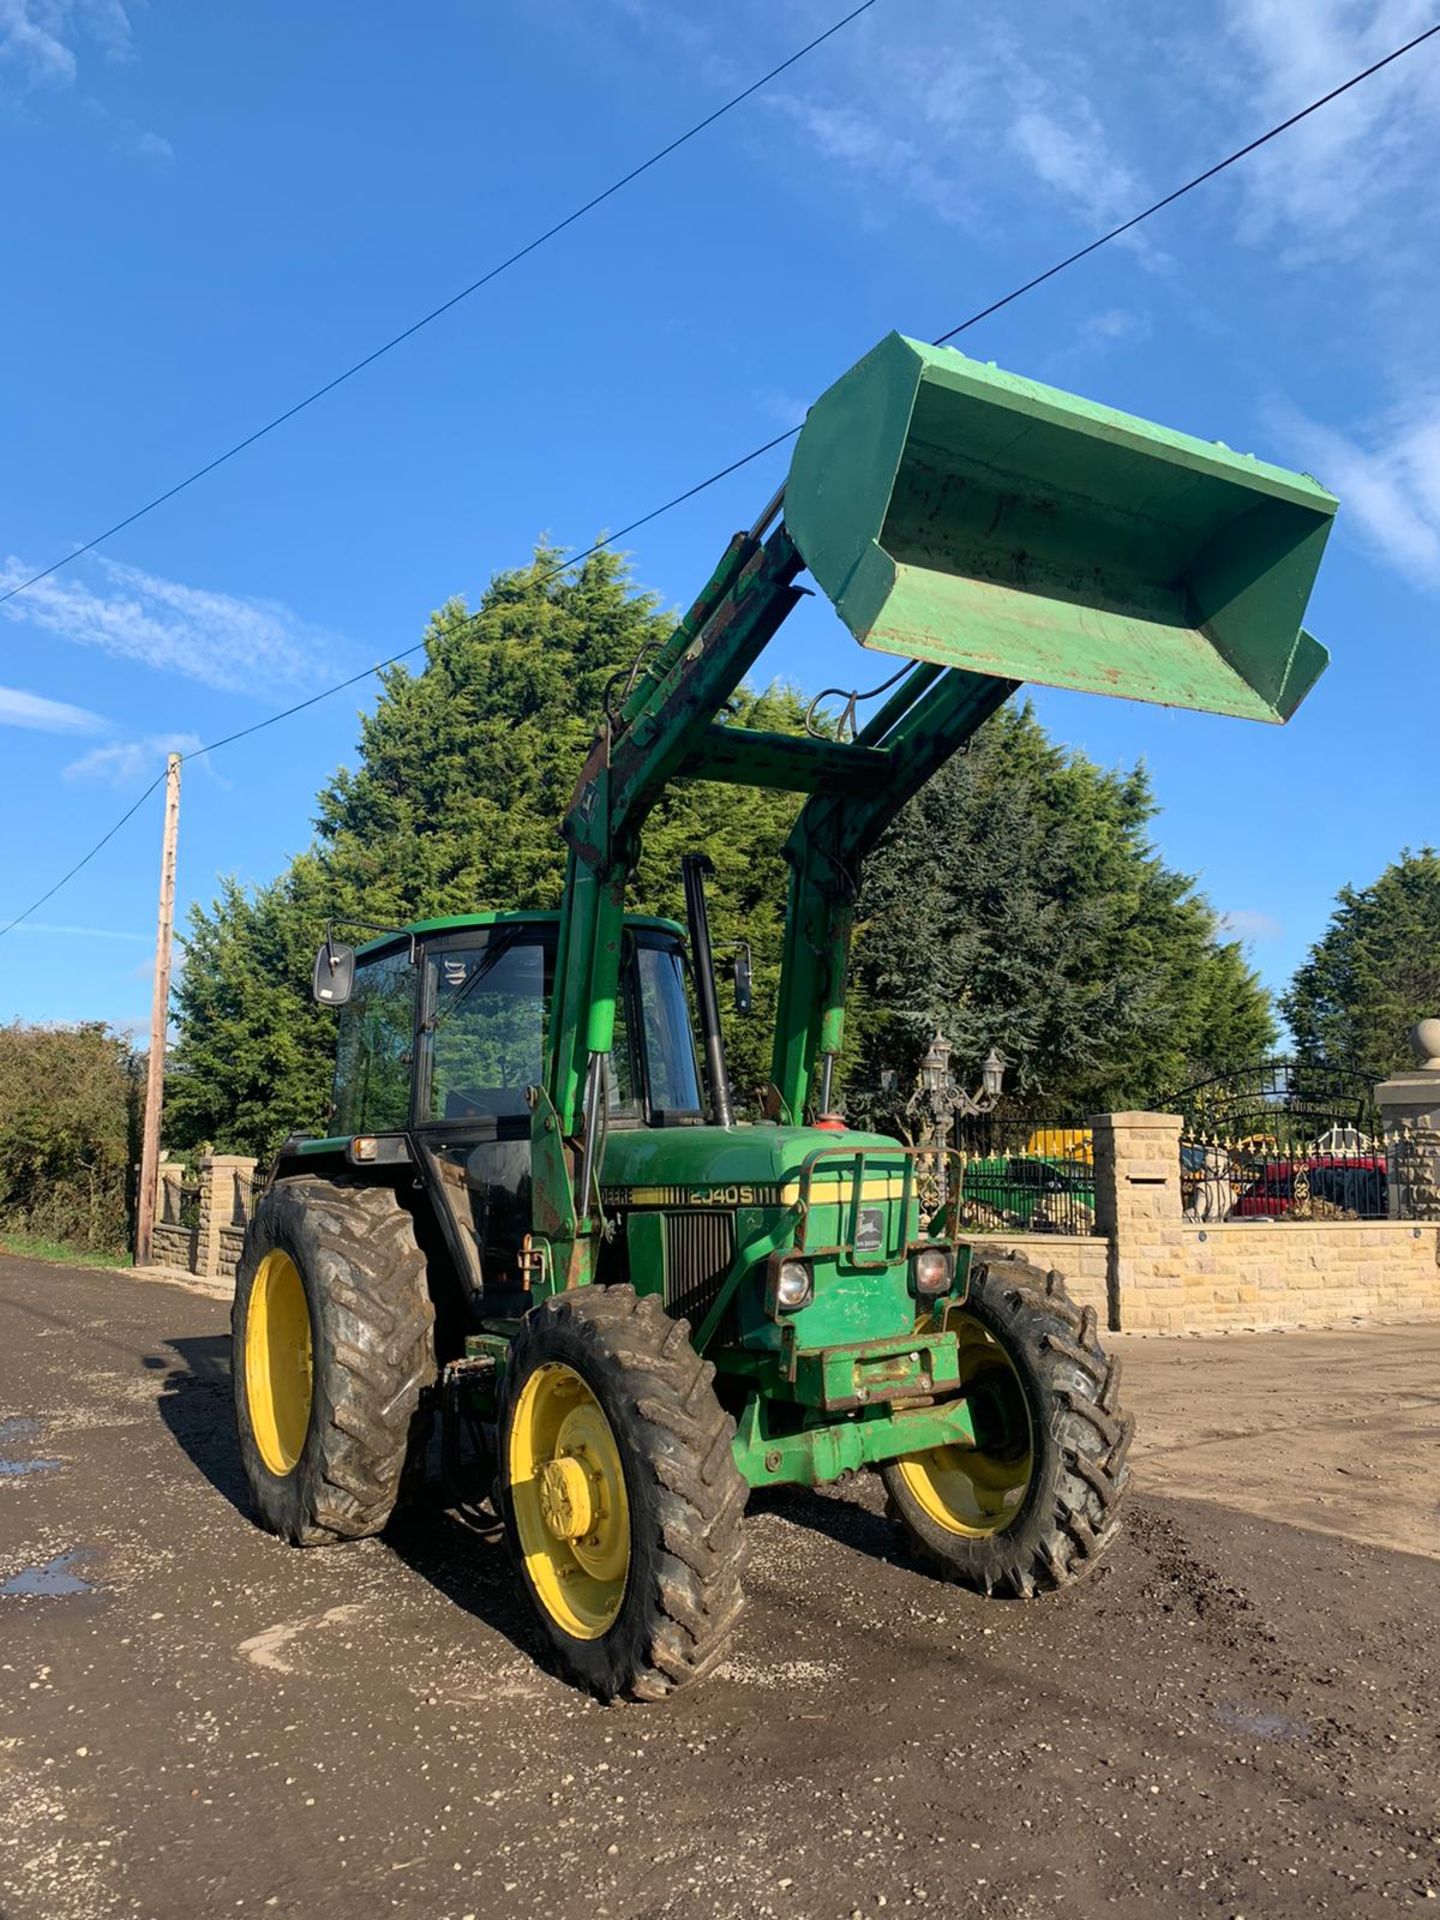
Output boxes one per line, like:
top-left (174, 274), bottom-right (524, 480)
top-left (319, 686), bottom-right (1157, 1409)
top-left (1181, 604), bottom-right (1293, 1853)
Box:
top-left (1, 1251), bottom-right (1436, 1920)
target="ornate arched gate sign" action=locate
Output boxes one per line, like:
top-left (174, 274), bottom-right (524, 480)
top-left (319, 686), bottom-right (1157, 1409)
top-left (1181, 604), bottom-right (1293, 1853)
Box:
top-left (1163, 1060), bottom-right (1389, 1222)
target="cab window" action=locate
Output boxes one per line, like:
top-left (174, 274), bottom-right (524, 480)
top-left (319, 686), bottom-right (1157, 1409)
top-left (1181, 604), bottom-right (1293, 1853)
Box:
top-left (604, 941), bottom-right (701, 1122)
top-left (425, 936), bottom-right (547, 1122)
top-left (333, 946), bottom-right (416, 1134)
top-left (636, 944), bottom-right (702, 1115)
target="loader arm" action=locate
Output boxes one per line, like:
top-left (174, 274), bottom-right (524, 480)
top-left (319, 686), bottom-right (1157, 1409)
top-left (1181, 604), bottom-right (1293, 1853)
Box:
top-left (533, 331), bottom-right (1338, 1286)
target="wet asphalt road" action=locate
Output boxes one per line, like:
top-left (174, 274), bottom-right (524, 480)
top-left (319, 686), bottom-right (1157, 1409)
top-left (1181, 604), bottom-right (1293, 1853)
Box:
top-left (1, 1251), bottom-right (1437, 1920)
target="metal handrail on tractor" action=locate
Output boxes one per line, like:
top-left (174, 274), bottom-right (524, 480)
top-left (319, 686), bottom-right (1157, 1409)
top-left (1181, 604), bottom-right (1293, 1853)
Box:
top-left (793, 1143), bottom-right (965, 1265)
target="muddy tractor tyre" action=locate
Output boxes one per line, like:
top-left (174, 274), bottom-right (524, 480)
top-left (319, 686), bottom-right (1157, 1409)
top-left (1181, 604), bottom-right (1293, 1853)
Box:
top-left (232, 1177), bottom-right (436, 1547)
top-left (881, 1254), bottom-right (1131, 1597)
top-left (498, 1285), bottom-right (748, 1701)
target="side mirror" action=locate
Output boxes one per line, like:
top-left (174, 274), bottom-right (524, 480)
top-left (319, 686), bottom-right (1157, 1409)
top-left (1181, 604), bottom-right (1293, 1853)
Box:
top-left (313, 940), bottom-right (355, 1008)
top-left (733, 942), bottom-right (753, 1016)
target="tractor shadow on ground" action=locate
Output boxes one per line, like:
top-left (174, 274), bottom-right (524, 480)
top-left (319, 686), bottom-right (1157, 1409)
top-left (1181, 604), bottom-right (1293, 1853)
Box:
top-left (383, 1503), bottom-right (559, 1679)
top-left (747, 1478), bottom-right (927, 1573)
top-left (152, 1337), bottom-right (558, 1676)
top-left (155, 1333), bottom-right (251, 1516)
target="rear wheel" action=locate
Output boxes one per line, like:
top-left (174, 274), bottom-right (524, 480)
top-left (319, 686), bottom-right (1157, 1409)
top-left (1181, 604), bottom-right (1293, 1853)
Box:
top-left (881, 1254), bottom-right (1131, 1596)
top-left (498, 1285), bottom-right (747, 1700)
top-left (233, 1178), bottom-right (436, 1545)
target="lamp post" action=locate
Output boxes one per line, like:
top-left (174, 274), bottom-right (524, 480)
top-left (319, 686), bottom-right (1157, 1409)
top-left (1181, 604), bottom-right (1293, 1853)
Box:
top-left (908, 1032), bottom-right (1006, 1205)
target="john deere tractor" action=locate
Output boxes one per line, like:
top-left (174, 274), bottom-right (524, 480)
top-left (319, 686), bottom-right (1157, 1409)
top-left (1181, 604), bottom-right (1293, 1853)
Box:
top-left (232, 334), bottom-right (1337, 1698)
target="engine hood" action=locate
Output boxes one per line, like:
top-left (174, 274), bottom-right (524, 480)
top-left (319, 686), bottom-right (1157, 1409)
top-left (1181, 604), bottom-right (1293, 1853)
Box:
top-left (598, 1122), bottom-right (907, 1196)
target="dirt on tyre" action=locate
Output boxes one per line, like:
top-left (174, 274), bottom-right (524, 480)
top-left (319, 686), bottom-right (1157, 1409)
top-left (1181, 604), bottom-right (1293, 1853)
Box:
top-left (881, 1253), bottom-right (1131, 1597)
top-left (232, 1177), bottom-right (436, 1546)
top-left (497, 1284), bottom-right (747, 1701)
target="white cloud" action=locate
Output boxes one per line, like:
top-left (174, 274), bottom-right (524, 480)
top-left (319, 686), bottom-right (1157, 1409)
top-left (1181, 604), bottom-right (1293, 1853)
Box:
top-left (1276, 400), bottom-right (1440, 588)
top-left (0, 919), bottom-right (148, 940)
top-left (2, 5), bottom-right (169, 165)
top-left (0, 0), bottom-right (76, 82)
top-left (764, 93), bottom-right (968, 224)
top-left (0, 0), bottom-right (131, 87)
top-left (752, 386), bottom-right (809, 430)
top-left (758, 13), bottom-right (1154, 239)
top-left (0, 557), bottom-right (338, 692)
top-left (1008, 100), bottom-right (1143, 230)
top-left (1080, 306), bottom-right (1151, 347)
top-left (1219, 0), bottom-right (1440, 256)
top-left (1218, 908), bottom-right (1284, 942)
top-left (0, 682), bottom-right (106, 732)
top-left (752, 1), bottom-right (1440, 280)
top-left (63, 730), bottom-right (202, 787)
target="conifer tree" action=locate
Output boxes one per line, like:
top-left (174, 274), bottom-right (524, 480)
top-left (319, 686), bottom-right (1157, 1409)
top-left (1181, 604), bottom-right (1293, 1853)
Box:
top-left (844, 704), bottom-right (1275, 1116)
top-left (1280, 848), bottom-right (1440, 1083)
top-left (170, 557), bottom-right (1275, 1154)
top-left (169, 549), bottom-right (803, 1154)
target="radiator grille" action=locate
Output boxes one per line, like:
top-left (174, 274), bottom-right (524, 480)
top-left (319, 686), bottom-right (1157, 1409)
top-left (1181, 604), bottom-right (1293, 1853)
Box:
top-left (663, 1210), bottom-right (737, 1339)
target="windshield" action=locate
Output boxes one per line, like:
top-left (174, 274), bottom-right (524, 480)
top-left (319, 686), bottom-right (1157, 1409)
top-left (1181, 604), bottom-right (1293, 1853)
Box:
top-left (425, 938), bottom-right (547, 1122)
top-left (333, 945), bottom-right (416, 1133)
top-left (605, 940), bottom-right (703, 1119)
top-left (416, 928), bottom-right (699, 1127)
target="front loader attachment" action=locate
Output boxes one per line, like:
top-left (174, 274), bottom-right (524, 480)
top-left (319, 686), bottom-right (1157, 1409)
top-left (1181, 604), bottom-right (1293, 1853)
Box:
top-left (784, 333), bottom-right (1336, 723)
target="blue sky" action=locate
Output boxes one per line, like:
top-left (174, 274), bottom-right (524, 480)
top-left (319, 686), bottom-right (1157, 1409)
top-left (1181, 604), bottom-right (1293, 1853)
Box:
top-left (2, 0), bottom-right (1437, 1043)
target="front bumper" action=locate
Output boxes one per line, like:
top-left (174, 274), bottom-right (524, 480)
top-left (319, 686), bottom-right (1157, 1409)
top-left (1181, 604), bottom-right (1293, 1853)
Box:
top-left (731, 1377), bottom-right (977, 1490)
top-left (788, 1328), bottom-right (961, 1412)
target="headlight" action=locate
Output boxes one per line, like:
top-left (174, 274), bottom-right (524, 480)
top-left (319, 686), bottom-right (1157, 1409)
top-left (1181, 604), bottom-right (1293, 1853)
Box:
top-left (774, 1258), bottom-right (813, 1312)
top-left (911, 1246), bottom-right (953, 1298)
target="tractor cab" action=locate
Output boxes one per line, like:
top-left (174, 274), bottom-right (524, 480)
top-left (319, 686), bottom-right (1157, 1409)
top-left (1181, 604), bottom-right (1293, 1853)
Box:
top-left (291, 910), bottom-right (706, 1315)
top-left (294, 905), bottom-right (948, 1383)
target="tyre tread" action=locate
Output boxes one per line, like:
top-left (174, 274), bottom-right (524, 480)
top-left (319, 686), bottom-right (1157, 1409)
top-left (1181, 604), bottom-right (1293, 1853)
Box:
top-left (233, 1177), bottom-right (435, 1546)
top-left (882, 1252), bottom-right (1129, 1598)
top-left (499, 1284), bottom-right (746, 1701)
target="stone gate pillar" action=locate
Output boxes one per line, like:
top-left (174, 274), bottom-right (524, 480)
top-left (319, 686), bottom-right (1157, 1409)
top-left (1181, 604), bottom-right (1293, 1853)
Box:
top-left (1090, 1111), bottom-right (1184, 1330)
top-left (198, 1155), bottom-right (258, 1281)
top-left (1376, 1021), bottom-right (1440, 1221)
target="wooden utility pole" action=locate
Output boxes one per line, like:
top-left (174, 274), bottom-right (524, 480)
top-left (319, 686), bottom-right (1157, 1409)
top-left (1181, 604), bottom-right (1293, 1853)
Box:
top-left (134, 754), bottom-right (182, 1268)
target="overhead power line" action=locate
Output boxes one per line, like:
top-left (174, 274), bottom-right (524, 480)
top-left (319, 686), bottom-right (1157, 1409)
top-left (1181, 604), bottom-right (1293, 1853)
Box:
top-left (3, 17), bottom-right (1438, 946)
top-left (0, 0), bottom-right (880, 612)
top-left (0, 773), bottom-right (168, 941)
top-left (933, 19), bottom-right (1440, 345)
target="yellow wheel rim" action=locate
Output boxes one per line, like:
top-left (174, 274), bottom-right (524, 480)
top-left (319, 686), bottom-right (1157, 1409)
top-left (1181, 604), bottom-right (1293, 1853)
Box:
top-left (508, 1362), bottom-right (630, 1641)
top-left (244, 1250), bottom-right (314, 1477)
top-left (895, 1313), bottom-right (1033, 1538)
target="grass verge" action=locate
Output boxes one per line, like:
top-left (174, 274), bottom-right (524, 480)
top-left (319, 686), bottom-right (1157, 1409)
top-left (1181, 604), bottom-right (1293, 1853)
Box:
top-left (0, 1231), bottom-right (132, 1269)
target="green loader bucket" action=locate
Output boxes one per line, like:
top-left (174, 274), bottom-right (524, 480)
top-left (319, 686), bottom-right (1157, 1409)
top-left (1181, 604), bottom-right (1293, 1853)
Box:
top-left (784, 333), bottom-right (1337, 723)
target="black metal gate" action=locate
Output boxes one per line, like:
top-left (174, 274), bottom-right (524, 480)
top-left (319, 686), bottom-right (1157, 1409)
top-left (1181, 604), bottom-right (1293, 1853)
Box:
top-left (1164, 1059), bottom-right (1392, 1222)
top-left (1164, 1059), bottom-right (1381, 1144)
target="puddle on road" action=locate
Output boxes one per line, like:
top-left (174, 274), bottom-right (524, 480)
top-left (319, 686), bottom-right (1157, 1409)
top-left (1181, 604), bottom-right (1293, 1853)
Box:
top-left (1, 1552), bottom-right (95, 1597)
top-left (0, 1416), bottom-right (59, 1477)
top-left (1212, 1701), bottom-right (1310, 1743)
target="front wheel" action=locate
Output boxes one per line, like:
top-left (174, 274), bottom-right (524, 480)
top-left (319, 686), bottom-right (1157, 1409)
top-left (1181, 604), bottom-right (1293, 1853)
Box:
top-left (497, 1286), bottom-right (748, 1700)
top-left (881, 1255), bottom-right (1131, 1597)
top-left (232, 1178), bottom-right (436, 1545)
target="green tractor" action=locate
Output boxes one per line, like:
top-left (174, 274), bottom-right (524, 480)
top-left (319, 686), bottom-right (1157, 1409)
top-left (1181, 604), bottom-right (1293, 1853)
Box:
top-left (232, 334), bottom-right (1337, 1698)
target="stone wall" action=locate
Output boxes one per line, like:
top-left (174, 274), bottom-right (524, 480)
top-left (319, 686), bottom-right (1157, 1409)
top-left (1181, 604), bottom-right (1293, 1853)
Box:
top-left (217, 1225), bottom-right (247, 1281)
top-left (979, 1233), bottom-right (1110, 1327)
top-left (142, 1153), bottom-right (257, 1281)
top-left (152, 1220), bottom-right (197, 1270)
top-left (199, 1157), bottom-right (256, 1282)
top-left (1123, 1221), bottom-right (1440, 1331)
top-left (1080, 1109), bottom-right (1440, 1333)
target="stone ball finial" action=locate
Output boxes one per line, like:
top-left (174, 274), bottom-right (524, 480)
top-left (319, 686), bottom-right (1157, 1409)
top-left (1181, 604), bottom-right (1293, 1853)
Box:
top-left (1410, 1017), bottom-right (1440, 1069)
